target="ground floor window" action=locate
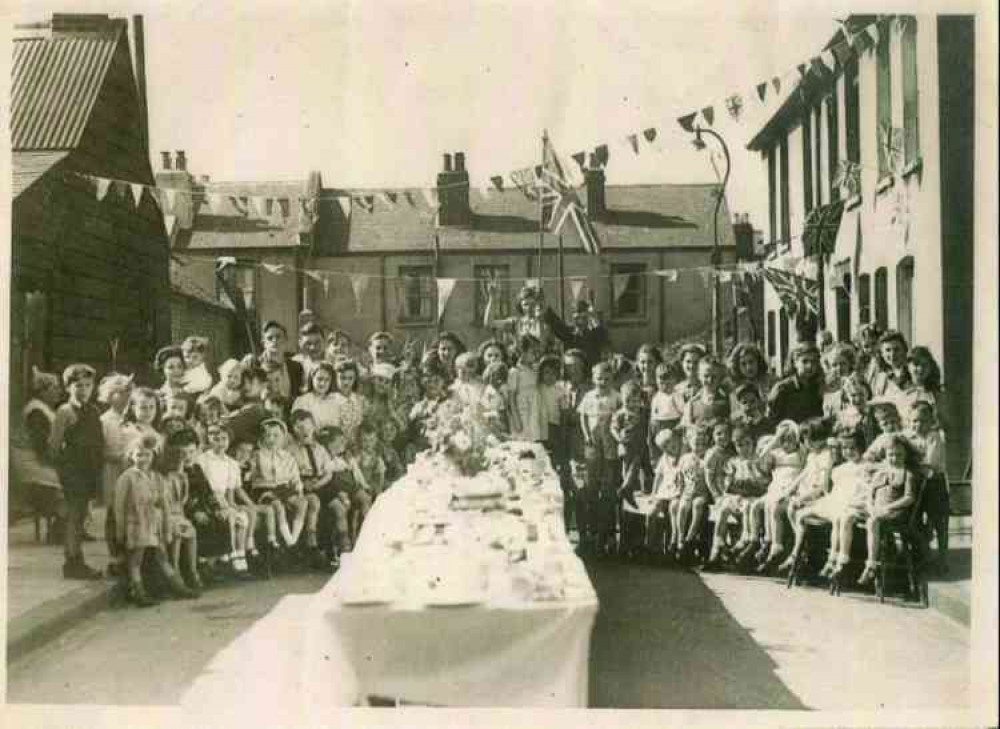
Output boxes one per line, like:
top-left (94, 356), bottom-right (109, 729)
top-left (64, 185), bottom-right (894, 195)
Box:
top-left (609, 263), bottom-right (647, 320)
top-left (397, 265), bottom-right (436, 324)
top-left (874, 267), bottom-right (889, 331)
top-left (858, 272), bottom-right (872, 326)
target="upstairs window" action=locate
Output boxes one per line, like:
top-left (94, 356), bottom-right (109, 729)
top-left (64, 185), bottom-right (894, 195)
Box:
top-left (845, 57), bottom-right (861, 165)
top-left (876, 25), bottom-right (893, 180)
top-left (900, 16), bottom-right (921, 167)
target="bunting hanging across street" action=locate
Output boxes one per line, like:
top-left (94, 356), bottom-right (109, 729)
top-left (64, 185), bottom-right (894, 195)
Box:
top-left (95, 176), bottom-right (112, 201)
top-left (653, 269), bottom-right (679, 282)
top-left (537, 133), bottom-right (602, 255)
top-left (568, 277), bottom-right (586, 303)
top-left (336, 197), bottom-right (351, 217)
top-left (611, 273), bottom-right (631, 304)
top-left (130, 183), bottom-right (143, 207)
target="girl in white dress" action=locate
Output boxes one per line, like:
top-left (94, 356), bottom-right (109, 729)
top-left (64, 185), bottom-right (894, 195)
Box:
top-left (508, 334), bottom-right (545, 443)
top-left (747, 420), bottom-right (804, 566)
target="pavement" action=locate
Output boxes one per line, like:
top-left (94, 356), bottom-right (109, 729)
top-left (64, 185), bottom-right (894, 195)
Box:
top-left (5, 507), bottom-right (976, 689)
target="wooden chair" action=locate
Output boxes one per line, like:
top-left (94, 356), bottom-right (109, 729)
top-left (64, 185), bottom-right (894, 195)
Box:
top-left (874, 475), bottom-right (929, 606)
top-left (785, 516), bottom-right (832, 589)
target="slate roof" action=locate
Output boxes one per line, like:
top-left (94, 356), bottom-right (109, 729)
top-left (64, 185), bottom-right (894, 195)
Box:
top-left (325, 182), bottom-right (735, 254)
top-left (170, 258), bottom-right (235, 310)
top-left (172, 181), bottom-right (312, 251)
top-left (11, 20), bottom-right (123, 151)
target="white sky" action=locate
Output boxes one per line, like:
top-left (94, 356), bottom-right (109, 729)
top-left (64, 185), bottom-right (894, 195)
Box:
top-left (12, 0), bottom-right (851, 225)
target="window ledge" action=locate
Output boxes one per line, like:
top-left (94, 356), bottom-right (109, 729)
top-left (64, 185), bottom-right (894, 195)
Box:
top-left (610, 316), bottom-right (650, 326)
top-left (902, 157), bottom-right (923, 179)
top-left (844, 193), bottom-right (863, 211)
top-left (396, 319), bottom-right (436, 329)
top-left (875, 175), bottom-right (895, 196)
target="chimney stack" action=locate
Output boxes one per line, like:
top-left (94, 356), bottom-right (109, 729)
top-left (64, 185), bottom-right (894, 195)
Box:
top-left (175, 150), bottom-right (187, 172)
top-left (437, 151), bottom-right (471, 227)
top-left (583, 160), bottom-right (606, 221)
top-left (732, 214), bottom-right (756, 260)
top-left (160, 151), bottom-right (172, 170)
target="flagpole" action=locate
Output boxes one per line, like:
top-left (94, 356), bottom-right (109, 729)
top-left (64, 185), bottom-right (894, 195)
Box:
top-left (434, 232), bottom-right (441, 337)
top-left (558, 232), bottom-right (565, 322)
top-left (538, 130), bottom-right (546, 291)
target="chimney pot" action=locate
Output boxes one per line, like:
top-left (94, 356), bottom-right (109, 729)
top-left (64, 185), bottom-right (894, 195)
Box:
top-left (175, 150), bottom-right (187, 171)
top-left (160, 151), bottom-right (171, 170)
top-left (455, 152), bottom-right (465, 172)
top-left (443, 153), bottom-right (452, 172)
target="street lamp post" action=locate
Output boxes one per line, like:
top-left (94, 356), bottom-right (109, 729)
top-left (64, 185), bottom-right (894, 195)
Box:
top-left (693, 126), bottom-right (731, 357)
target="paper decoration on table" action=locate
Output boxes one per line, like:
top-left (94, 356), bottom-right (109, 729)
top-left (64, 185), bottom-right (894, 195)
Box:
top-left (350, 274), bottom-right (369, 314)
top-left (336, 197), bottom-right (351, 217)
top-left (130, 183), bottom-right (144, 207)
top-left (725, 94), bottom-right (744, 120)
top-left (568, 277), bottom-right (586, 303)
top-left (436, 278), bottom-right (457, 323)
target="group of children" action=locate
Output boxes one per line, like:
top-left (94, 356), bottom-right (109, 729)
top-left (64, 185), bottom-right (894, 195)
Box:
top-left (23, 310), bottom-right (951, 606)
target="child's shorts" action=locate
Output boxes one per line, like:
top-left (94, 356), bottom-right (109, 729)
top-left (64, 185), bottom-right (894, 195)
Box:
top-left (921, 474), bottom-right (950, 520)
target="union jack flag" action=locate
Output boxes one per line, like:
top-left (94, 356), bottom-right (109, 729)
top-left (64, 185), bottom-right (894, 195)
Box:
top-left (802, 200), bottom-right (844, 257)
top-left (762, 266), bottom-right (820, 319)
top-left (537, 134), bottom-right (601, 255)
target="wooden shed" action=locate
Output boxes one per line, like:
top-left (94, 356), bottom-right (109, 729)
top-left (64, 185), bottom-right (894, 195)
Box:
top-left (10, 14), bottom-right (171, 401)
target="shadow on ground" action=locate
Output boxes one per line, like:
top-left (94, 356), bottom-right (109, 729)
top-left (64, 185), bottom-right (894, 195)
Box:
top-left (586, 561), bottom-right (807, 709)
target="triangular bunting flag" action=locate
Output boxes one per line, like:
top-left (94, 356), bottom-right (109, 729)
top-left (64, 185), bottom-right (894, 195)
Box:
top-left (378, 192), bottom-right (394, 208)
top-left (350, 274), bottom-right (369, 314)
top-left (490, 175), bottom-right (505, 192)
top-left (130, 184), bottom-right (144, 208)
top-left (404, 191), bottom-right (418, 206)
top-left (276, 198), bottom-right (290, 218)
top-left (700, 106), bottom-right (715, 127)
top-left (821, 49), bottom-right (837, 71)
top-left (322, 274), bottom-right (331, 297)
top-left (216, 256), bottom-right (237, 272)
top-left (336, 197), bottom-right (351, 217)
top-left (163, 214), bottom-right (177, 237)
top-left (95, 177), bottom-right (112, 202)
top-left (436, 278), bottom-right (457, 324)
top-left (594, 144), bottom-right (609, 168)
top-left (772, 77), bottom-right (782, 94)
top-left (569, 278), bottom-right (586, 303)
top-left (653, 269), bottom-right (678, 282)
top-left (363, 195), bottom-right (376, 213)
top-left (163, 188), bottom-right (177, 211)
top-left (718, 271), bottom-right (732, 283)
top-left (207, 193), bottom-right (224, 212)
top-left (611, 274), bottom-right (631, 304)
top-left (570, 152), bottom-right (586, 170)
top-left (867, 23), bottom-right (880, 47)
top-left (229, 196), bottom-right (248, 216)
top-left (831, 39), bottom-right (853, 66)
top-left (725, 94), bottom-right (744, 121)
top-left (304, 270), bottom-right (324, 284)
top-left (797, 63), bottom-right (809, 80)
top-left (385, 191), bottom-right (398, 205)
top-left (677, 113), bottom-right (698, 133)
top-left (642, 128), bottom-right (657, 144)
top-left (698, 269), bottom-right (715, 288)
top-left (421, 188), bottom-right (439, 208)
top-left (626, 134), bottom-right (639, 154)
top-left (756, 82), bottom-right (768, 102)
top-left (262, 263), bottom-right (287, 275)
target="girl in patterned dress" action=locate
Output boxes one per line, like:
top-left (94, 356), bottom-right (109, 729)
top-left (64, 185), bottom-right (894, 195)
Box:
top-left (481, 362), bottom-right (511, 438)
top-left (673, 423), bottom-right (713, 560)
top-left (508, 334), bottom-right (546, 443)
top-left (709, 425), bottom-right (769, 567)
top-left (331, 359), bottom-right (366, 453)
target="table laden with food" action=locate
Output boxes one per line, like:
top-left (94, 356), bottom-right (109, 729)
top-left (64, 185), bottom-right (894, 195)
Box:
top-left (183, 432), bottom-right (599, 713)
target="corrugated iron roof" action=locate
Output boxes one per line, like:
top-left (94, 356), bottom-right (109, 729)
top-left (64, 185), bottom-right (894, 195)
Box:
top-left (11, 26), bottom-right (122, 150)
top-left (12, 150), bottom-right (69, 197)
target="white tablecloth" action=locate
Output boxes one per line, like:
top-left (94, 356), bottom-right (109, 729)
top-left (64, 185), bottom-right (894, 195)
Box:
top-left (183, 449), bottom-right (598, 710)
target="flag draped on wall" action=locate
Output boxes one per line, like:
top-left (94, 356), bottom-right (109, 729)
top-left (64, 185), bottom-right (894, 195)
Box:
top-left (762, 267), bottom-right (820, 318)
top-left (801, 200), bottom-right (845, 257)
